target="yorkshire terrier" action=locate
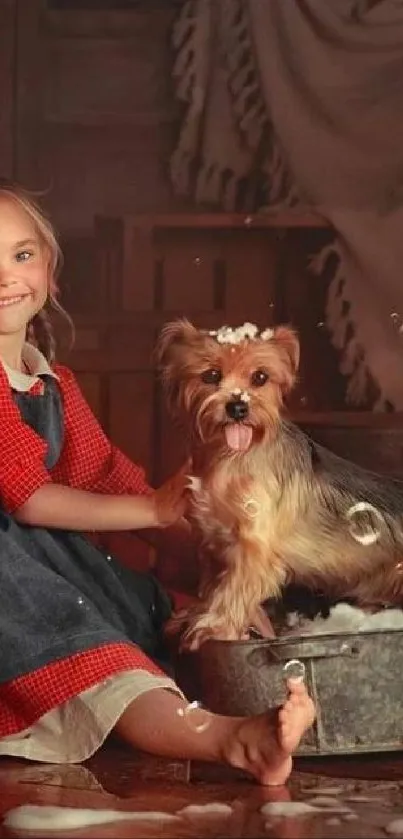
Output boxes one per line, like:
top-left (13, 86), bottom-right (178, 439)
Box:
top-left (156, 318), bottom-right (403, 650)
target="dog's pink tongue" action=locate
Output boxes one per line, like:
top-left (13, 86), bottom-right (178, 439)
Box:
top-left (225, 424), bottom-right (253, 451)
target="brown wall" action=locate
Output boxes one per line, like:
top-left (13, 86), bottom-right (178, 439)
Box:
top-left (4, 0), bottom-right (399, 494)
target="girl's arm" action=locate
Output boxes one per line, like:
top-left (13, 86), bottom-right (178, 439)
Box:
top-left (0, 364), bottom-right (188, 532)
top-left (0, 362), bottom-right (187, 534)
top-left (47, 365), bottom-right (192, 538)
top-left (15, 463), bottom-right (188, 532)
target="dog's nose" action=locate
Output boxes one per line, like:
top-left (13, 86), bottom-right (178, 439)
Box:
top-left (225, 399), bottom-right (249, 420)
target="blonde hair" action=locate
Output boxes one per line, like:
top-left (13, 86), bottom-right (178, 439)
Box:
top-left (0, 178), bottom-right (74, 362)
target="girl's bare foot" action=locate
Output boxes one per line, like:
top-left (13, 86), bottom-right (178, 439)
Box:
top-left (223, 679), bottom-right (315, 786)
top-left (114, 680), bottom-right (315, 788)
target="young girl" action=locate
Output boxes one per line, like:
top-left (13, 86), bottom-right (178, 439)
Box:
top-left (0, 180), bottom-right (315, 786)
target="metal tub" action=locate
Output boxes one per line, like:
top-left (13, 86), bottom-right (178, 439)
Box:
top-left (187, 631), bottom-right (403, 756)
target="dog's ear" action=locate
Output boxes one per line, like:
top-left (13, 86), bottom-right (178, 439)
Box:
top-left (273, 326), bottom-right (300, 392)
top-left (273, 326), bottom-right (300, 373)
top-left (154, 319), bottom-right (199, 416)
top-left (154, 318), bottom-right (198, 369)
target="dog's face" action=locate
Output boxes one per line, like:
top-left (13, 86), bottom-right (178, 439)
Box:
top-left (156, 319), bottom-right (299, 451)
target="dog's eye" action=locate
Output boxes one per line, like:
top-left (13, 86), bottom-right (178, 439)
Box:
top-left (251, 368), bottom-right (269, 387)
top-left (201, 368), bottom-right (222, 385)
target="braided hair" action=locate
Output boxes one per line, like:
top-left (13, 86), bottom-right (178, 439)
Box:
top-left (0, 178), bottom-right (74, 363)
top-left (27, 309), bottom-right (57, 363)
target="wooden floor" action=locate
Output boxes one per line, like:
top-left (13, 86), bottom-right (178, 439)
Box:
top-left (1, 746), bottom-right (403, 837)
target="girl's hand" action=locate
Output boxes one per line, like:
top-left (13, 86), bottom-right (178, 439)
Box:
top-left (153, 461), bottom-right (191, 528)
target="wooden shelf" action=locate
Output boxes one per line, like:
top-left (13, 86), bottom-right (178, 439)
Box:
top-left (291, 411), bottom-right (403, 428)
top-left (126, 211), bottom-right (330, 230)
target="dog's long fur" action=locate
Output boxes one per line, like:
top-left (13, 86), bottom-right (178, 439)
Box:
top-left (156, 318), bottom-right (403, 649)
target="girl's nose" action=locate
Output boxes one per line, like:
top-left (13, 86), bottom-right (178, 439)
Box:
top-left (0, 267), bottom-right (15, 286)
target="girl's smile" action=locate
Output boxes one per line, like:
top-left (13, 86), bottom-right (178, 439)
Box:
top-left (0, 294), bottom-right (32, 308)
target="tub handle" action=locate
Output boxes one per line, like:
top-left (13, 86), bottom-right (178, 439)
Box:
top-left (248, 639), bottom-right (361, 669)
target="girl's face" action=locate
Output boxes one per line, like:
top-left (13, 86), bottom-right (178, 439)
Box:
top-left (0, 196), bottom-right (49, 343)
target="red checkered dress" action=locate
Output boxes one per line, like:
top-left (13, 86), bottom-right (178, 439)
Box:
top-left (0, 363), bottom-right (164, 737)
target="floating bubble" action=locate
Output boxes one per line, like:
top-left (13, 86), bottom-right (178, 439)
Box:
top-left (345, 502), bottom-right (384, 546)
top-left (243, 498), bottom-right (259, 518)
top-left (193, 257), bottom-right (202, 266)
top-left (283, 659), bottom-right (306, 683)
top-left (177, 701), bottom-right (212, 733)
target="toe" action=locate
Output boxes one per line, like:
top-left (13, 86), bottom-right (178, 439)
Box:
top-left (286, 678), bottom-right (307, 695)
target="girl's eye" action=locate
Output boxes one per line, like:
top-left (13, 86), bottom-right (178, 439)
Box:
top-left (250, 368), bottom-right (269, 387)
top-left (15, 250), bottom-right (33, 263)
top-left (201, 368), bottom-right (222, 385)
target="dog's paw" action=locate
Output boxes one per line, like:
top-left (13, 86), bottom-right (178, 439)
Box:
top-left (180, 613), bottom-right (243, 651)
top-left (165, 605), bottom-right (248, 651)
top-left (249, 605), bottom-right (276, 639)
